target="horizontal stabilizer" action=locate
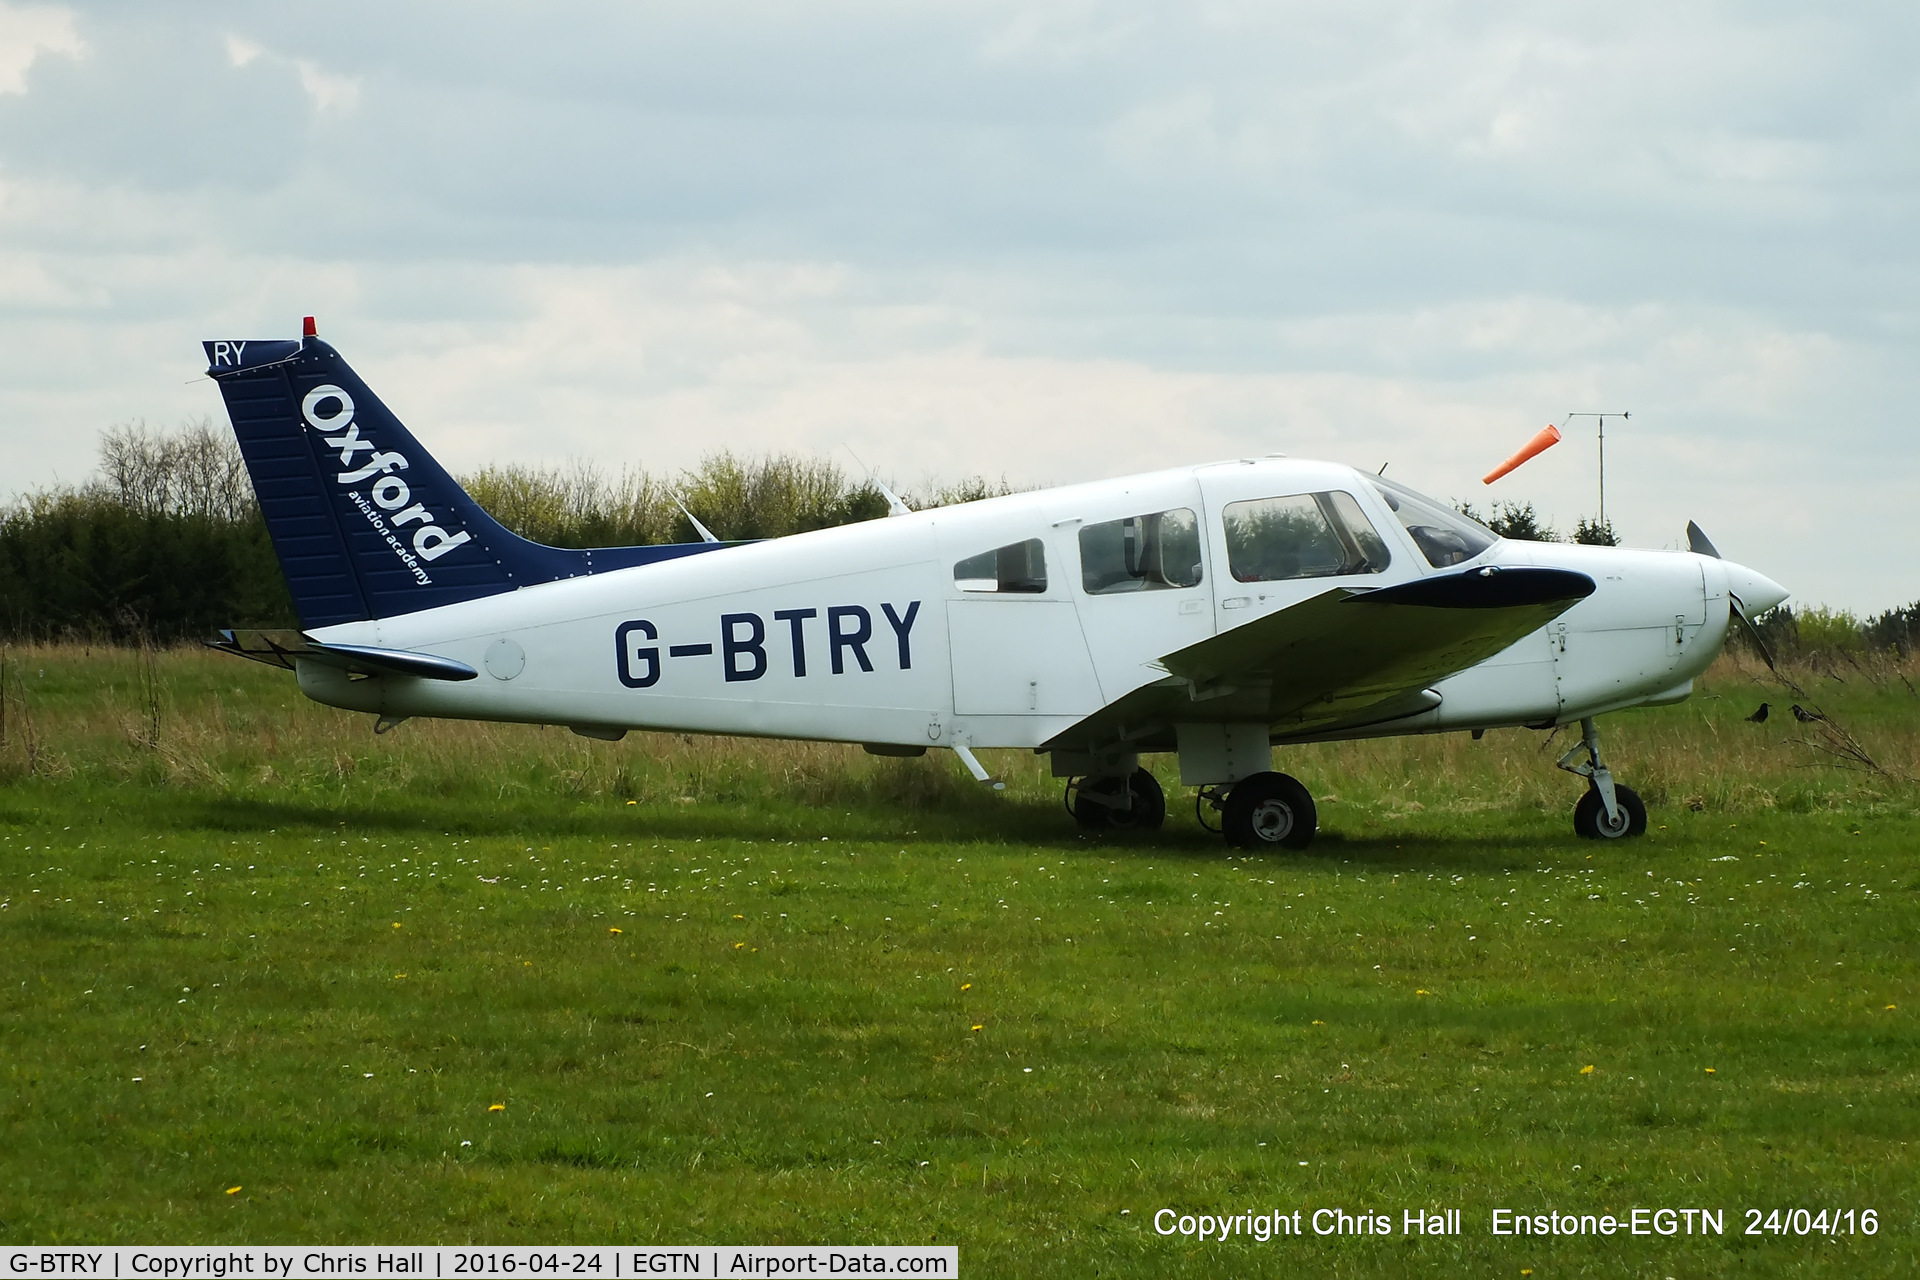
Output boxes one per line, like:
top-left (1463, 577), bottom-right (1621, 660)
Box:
top-left (209, 629), bottom-right (477, 681)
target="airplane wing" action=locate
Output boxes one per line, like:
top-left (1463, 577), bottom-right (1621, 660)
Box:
top-left (1048, 566), bottom-right (1593, 750)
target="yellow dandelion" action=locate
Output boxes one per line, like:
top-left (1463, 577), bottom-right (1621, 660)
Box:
top-left (970, 1024), bottom-right (984, 1031)
top-left (1522, 1271), bottom-right (1533, 1277)
top-left (1580, 1065), bottom-right (1594, 1075)
top-left (1705, 1068), bottom-right (1715, 1074)
top-left (961, 983), bottom-right (972, 991)
top-left (391, 922), bottom-right (402, 929)
top-left (608, 927), bottom-right (622, 934)
top-left (1886, 1004), bottom-right (1897, 1011)
top-left (733, 914), bottom-right (745, 920)
top-left (225, 1186), bottom-right (242, 1195)
top-left (626, 800), bottom-right (637, 806)
top-left (733, 942), bottom-right (746, 949)
top-left (393, 973), bottom-right (406, 979)
top-left (1312, 1019), bottom-right (1326, 1025)
top-left (1416, 989), bottom-right (1430, 996)
top-left (489, 1103), bottom-right (505, 1111)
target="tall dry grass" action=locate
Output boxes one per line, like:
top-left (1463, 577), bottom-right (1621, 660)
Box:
top-left (1, 642), bottom-right (1915, 821)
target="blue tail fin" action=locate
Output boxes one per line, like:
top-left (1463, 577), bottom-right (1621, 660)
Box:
top-left (205, 327), bottom-right (722, 628)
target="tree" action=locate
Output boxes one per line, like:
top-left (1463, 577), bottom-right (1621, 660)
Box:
top-left (1456, 500), bottom-right (1559, 541)
top-left (1488, 501), bottom-right (1557, 542)
top-left (1572, 517), bottom-right (1619, 546)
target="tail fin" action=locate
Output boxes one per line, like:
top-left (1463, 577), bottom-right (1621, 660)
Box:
top-left (204, 325), bottom-right (720, 628)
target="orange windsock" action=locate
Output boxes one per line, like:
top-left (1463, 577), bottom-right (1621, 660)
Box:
top-left (1483, 424), bottom-right (1562, 484)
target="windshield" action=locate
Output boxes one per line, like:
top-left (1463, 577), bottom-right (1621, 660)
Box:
top-left (1369, 476), bottom-right (1496, 568)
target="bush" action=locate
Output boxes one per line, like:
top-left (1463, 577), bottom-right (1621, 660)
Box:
top-left (1741, 604), bottom-right (1894, 663)
top-left (1863, 603), bottom-right (1920, 657)
top-left (1, 420), bottom-right (294, 643)
top-left (0, 490), bottom-right (294, 642)
top-left (1794, 606), bottom-right (1864, 656)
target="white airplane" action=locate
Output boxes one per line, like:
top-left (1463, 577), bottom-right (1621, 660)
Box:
top-left (204, 322), bottom-right (1788, 849)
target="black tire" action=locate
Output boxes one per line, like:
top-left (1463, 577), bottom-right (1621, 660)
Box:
top-left (1072, 769), bottom-right (1167, 831)
top-left (1114, 768), bottom-right (1166, 831)
top-left (1573, 784), bottom-right (1648, 839)
top-left (1222, 771), bottom-right (1317, 850)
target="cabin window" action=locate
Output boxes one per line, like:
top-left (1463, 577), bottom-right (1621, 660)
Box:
top-left (1369, 476), bottom-right (1496, 568)
top-left (954, 538), bottom-right (1048, 593)
top-left (1079, 508), bottom-right (1204, 595)
top-left (1222, 491), bottom-right (1392, 583)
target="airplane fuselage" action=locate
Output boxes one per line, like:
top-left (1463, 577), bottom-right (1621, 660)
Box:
top-left (294, 457), bottom-right (1764, 770)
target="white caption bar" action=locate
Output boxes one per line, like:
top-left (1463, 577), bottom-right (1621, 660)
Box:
top-left (2, 1249), bottom-right (957, 1280)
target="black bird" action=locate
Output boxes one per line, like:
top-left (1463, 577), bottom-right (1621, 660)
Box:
top-left (1791, 704), bottom-right (1825, 724)
top-left (1745, 703), bottom-right (1770, 723)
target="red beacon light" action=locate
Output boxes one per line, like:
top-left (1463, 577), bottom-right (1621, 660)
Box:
top-left (303, 316), bottom-right (317, 338)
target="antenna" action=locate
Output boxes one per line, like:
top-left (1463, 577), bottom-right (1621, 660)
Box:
top-left (1562, 411), bottom-right (1630, 530)
top-left (670, 491), bottom-right (720, 544)
top-left (845, 444), bottom-right (912, 518)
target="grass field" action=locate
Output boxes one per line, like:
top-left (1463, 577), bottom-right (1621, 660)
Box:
top-left (1, 642), bottom-right (1917, 1276)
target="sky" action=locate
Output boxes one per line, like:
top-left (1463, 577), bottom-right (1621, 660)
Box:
top-left (0, 1), bottom-right (1913, 611)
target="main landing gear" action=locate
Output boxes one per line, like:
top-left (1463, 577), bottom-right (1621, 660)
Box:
top-left (1066, 768), bottom-right (1167, 831)
top-left (1198, 772), bottom-right (1318, 850)
top-left (1558, 716), bottom-right (1648, 840)
top-left (1066, 762), bottom-right (1318, 848)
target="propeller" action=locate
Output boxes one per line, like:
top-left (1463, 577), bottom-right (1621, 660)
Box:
top-left (1687, 520), bottom-right (1778, 673)
top-left (1729, 592), bottom-right (1779, 673)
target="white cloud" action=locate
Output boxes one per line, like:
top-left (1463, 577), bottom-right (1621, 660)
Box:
top-left (223, 33), bottom-right (260, 68)
top-left (221, 30), bottom-right (358, 114)
top-left (295, 59), bottom-right (358, 114)
top-left (978, 0), bottom-right (1145, 66)
top-left (0, 1), bottom-right (80, 93)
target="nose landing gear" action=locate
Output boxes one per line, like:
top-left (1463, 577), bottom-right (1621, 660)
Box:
top-left (1558, 717), bottom-right (1648, 839)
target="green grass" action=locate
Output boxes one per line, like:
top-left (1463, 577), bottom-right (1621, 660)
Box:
top-left (1, 644), bottom-right (1917, 1276)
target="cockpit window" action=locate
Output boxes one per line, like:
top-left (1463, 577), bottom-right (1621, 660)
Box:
top-left (954, 538), bottom-right (1047, 593)
top-left (1079, 508), bottom-right (1204, 595)
top-left (1222, 491), bottom-right (1392, 583)
top-left (1369, 476), bottom-right (1496, 568)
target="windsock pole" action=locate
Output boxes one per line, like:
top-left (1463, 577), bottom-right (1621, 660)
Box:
top-left (1483, 424), bottom-right (1562, 485)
